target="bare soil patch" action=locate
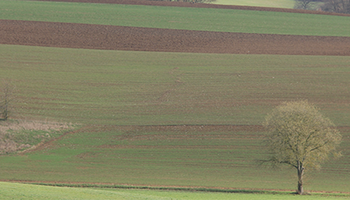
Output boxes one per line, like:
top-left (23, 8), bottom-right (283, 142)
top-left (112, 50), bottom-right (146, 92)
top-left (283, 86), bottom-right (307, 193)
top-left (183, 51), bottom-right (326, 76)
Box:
top-left (0, 120), bottom-right (73, 154)
top-left (1, 20), bottom-right (350, 55)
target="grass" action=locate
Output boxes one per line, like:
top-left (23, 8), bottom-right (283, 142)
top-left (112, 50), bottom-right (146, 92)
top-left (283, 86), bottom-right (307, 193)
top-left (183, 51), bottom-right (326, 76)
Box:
top-left (0, 182), bottom-right (349, 200)
top-left (0, 0), bottom-right (350, 37)
top-left (213, 0), bottom-right (295, 8)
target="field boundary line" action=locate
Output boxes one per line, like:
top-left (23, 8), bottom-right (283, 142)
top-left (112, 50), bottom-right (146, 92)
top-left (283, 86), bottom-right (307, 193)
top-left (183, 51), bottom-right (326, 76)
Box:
top-left (2, 180), bottom-right (350, 196)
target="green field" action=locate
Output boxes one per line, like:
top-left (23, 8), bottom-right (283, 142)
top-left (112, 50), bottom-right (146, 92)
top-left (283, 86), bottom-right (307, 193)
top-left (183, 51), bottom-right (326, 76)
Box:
top-left (1, 124), bottom-right (349, 192)
top-left (0, 44), bottom-right (349, 194)
top-left (1, 0), bottom-right (350, 36)
top-left (2, 45), bottom-right (350, 126)
top-left (2, 182), bottom-right (349, 200)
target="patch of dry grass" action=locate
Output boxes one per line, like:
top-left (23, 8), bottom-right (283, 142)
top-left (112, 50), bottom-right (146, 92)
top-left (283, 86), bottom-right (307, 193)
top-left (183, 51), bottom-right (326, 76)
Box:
top-left (0, 119), bottom-right (73, 154)
top-left (0, 119), bottom-right (71, 132)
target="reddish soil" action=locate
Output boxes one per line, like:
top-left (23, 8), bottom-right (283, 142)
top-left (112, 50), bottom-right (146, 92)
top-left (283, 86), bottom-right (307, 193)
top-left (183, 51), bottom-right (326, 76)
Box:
top-left (1, 19), bottom-right (350, 55)
top-left (1, 0), bottom-right (350, 55)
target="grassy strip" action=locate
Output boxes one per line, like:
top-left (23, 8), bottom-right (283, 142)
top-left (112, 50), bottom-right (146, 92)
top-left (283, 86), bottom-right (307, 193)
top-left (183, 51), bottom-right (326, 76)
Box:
top-left (25, 182), bottom-right (350, 197)
top-left (2, 181), bottom-right (349, 200)
top-left (0, 0), bottom-right (350, 36)
top-left (29, 182), bottom-right (294, 194)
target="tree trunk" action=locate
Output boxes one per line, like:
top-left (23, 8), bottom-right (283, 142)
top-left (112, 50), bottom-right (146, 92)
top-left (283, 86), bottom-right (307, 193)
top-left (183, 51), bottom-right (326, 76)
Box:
top-left (297, 161), bottom-right (304, 195)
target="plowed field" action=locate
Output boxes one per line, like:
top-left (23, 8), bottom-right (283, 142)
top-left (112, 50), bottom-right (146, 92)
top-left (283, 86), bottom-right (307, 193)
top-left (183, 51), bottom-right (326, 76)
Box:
top-left (1, 0), bottom-right (349, 55)
top-left (1, 19), bottom-right (350, 55)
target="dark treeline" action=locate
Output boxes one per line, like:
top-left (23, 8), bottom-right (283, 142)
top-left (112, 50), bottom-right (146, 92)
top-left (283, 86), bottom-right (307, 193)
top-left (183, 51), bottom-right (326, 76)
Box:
top-left (151, 0), bottom-right (216, 3)
top-left (321, 0), bottom-right (350, 13)
top-left (294, 0), bottom-right (350, 13)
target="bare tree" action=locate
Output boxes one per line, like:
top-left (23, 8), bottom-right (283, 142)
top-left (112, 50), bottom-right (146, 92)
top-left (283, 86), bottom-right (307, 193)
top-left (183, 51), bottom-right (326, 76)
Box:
top-left (321, 0), bottom-right (350, 13)
top-left (262, 100), bottom-right (342, 195)
top-left (151, 0), bottom-right (216, 3)
top-left (294, 0), bottom-right (314, 9)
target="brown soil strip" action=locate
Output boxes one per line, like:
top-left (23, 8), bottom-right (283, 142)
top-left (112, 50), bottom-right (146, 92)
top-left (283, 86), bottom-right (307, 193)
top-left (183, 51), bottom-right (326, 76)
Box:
top-left (38, 0), bottom-right (350, 17)
top-left (1, 20), bottom-right (350, 55)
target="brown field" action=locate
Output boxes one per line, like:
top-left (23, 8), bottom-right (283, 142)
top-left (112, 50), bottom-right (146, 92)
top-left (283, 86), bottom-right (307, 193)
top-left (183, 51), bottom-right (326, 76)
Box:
top-left (1, 19), bottom-right (350, 55)
top-left (1, 0), bottom-right (350, 55)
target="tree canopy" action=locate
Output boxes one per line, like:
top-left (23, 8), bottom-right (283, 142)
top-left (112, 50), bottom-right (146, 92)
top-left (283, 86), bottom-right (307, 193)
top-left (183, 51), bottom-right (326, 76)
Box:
top-left (263, 100), bottom-right (342, 194)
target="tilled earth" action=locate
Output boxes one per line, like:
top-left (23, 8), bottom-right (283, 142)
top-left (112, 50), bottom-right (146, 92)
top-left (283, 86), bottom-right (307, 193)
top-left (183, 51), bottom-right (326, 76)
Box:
top-left (1, 0), bottom-right (350, 55)
top-left (1, 19), bottom-right (350, 55)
